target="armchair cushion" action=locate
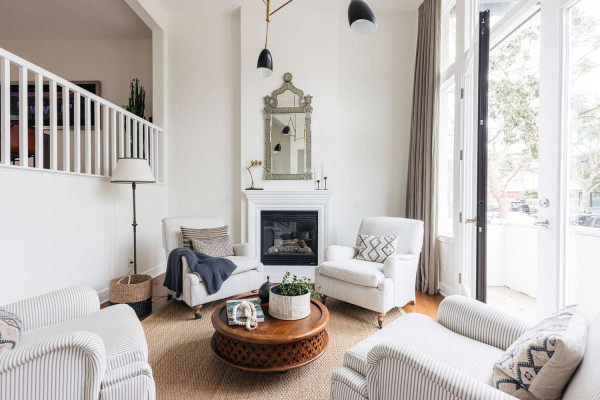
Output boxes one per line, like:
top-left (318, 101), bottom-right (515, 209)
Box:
top-left (344, 313), bottom-right (503, 383)
top-left (191, 236), bottom-right (234, 257)
top-left (318, 259), bottom-right (385, 288)
top-left (493, 309), bottom-right (587, 400)
top-left (0, 307), bottom-right (22, 352)
top-left (355, 234), bottom-right (399, 263)
top-left (19, 304), bottom-right (147, 371)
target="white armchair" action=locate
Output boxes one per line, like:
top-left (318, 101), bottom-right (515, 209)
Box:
top-left (162, 216), bottom-right (264, 318)
top-left (315, 217), bottom-right (424, 328)
top-left (331, 295), bottom-right (600, 400)
top-left (0, 286), bottom-right (155, 400)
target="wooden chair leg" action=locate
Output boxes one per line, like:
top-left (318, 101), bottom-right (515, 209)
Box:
top-left (320, 295), bottom-right (327, 304)
top-left (192, 304), bottom-right (203, 319)
top-left (376, 312), bottom-right (386, 329)
top-left (408, 300), bottom-right (415, 305)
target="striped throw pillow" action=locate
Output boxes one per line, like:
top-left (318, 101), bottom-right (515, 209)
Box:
top-left (180, 225), bottom-right (228, 249)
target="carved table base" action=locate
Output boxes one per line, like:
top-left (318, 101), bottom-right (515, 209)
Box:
top-left (211, 330), bottom-right (329, 372)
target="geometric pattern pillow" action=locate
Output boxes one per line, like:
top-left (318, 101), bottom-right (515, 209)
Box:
top-left (192, 235), bottom-right (235, 257)
top-left (180, 225), bottom-right (228, 249)
top-left (0, 307), bottom-right (23, 353)
top-left (493, 309), bottom-right (587, 400)
top-left (355, 234), bottom-right (399, 263)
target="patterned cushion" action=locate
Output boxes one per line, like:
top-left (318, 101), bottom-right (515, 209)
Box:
top-left (493, 309), bottom-right (587, 400)
top-left (180, 225), bottom-right (228, 248)
top-left (354, 234), bottom-right (399, 263)
top-left (0, 307), bottom-right (23, 352)
top-left (192, 236), bottom-right (235, 257)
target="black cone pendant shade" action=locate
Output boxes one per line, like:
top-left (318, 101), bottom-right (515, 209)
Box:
top-left (282, 125), bottom-right (291, 134)
top-left (348, 0), bottom-right (378, 34)
top-left (274, 143), bottom-right (282, 153)
top-left (257, 48), bottom-right (273, 77)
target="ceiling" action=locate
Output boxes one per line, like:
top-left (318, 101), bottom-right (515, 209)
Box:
top-left (158, 0), bottom-right (423, 16)
top-left (0, 0), bottom-right (151, 40)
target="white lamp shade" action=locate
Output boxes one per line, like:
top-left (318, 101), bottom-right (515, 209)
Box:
top-left (111, 158), bottom-right (156, 184)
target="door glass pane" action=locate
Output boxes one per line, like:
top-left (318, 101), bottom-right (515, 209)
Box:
top-left (565, 0), bottom-right (600, 319)
top-left (438, 81), bottom-right (455, 237)
top-left (486, 14), bottom-right (540, 321)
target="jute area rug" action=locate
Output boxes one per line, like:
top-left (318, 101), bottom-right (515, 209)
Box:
top-left (142, 295), bottom-right (406, 400)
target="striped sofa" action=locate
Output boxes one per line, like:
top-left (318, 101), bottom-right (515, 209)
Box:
top-left (0, 286), bottom-right (155, 400)
top-left (331, 295), bottom-right (600, 400)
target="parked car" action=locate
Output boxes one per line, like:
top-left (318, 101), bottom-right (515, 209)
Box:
top-left (510, 201), bottom-right (531, 214)
top-left (570, 213), bottom-right (600, 228)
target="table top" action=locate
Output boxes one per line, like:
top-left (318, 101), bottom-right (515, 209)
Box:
top-left (211, 294), bottom-right (329, 345)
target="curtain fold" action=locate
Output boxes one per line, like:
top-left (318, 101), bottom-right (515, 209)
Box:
top-left (405, 0), bottom-right (441, 295)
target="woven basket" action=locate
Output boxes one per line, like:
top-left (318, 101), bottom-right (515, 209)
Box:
top-left (109, 274), bottom-right (152, 317)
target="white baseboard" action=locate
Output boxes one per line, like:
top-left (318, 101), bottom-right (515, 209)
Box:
top-left (438, 282), bottom-right (456, 298)
top-left (98, 263), bottom-right (167, 304)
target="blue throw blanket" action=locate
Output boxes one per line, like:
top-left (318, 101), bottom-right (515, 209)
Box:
top-left (163, 248), bottom-right (237, 298)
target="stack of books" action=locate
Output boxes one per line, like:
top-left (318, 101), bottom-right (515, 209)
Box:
top-left (226, 298), bottom-right (265, 326)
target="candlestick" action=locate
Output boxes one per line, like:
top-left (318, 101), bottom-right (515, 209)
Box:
top-left (324, 177), bottom-right (328, 190)
top-left (317, 180), bottom-right (321, 190)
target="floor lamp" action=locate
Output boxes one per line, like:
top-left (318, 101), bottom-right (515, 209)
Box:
top-left (111, 157), bottom-right (156, 274)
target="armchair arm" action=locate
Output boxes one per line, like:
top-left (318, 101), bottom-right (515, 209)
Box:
top-left (0, 331), bottom-right (107, 400)
top-left (382, 254), bottom-right (420, 307)
top-left (437, 295), bottom-right (532, 351)
top-left (367, 342), bottom-right (515, 400)
top-left (2, 286), bottom-right (100, 331)
top-left (233, 243), bottom-right (254, 257)
top-left (325, 245), bottom-right (358, 262)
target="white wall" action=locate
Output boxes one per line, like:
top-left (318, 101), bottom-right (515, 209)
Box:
top-left (165, 9), bottom-right (242, 241)
top-left (336, 10), bottom-right (417, 245)
top-left (0, 169), bottom-right (167, 304)
top-left (0, 38), bottom-right (153, 118)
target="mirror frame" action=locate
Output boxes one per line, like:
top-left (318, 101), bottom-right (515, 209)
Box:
top-left (263, 72), bottom-right (313, 180)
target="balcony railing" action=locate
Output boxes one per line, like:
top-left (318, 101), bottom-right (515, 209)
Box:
top-left (0, 46), bottom-right (163, 181)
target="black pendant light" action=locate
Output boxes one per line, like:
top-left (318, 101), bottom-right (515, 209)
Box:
top-left (274, 143), bottom-right (282, 153)
top-left (257, 48), bottom-right (273, 77)
top-left (348, 0), bottom-right (378, 34)
top-left (282, 125), bottom-right (291, 134)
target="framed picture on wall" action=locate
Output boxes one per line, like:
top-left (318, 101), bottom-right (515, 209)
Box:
top-left (5, 80), bottom-right (101, 128)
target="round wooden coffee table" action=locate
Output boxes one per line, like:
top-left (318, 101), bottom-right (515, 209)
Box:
top-left (210, 294), bottom-right (329, 372)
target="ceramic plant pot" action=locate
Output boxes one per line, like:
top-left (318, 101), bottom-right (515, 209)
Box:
top-left (268, 286), bottom-right (311, 320)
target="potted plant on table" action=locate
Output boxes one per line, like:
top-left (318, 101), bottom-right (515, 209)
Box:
top-left (269, 272), bottom-right (321, 320)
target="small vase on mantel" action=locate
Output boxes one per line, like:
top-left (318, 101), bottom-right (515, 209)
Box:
top-left (258, 276), bottom-right (274, 304)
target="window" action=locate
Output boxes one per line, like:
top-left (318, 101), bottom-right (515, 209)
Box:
top-left (442, 1), bottom-right (457, 69)
top-left (438, 81), bottom-right (456, 237)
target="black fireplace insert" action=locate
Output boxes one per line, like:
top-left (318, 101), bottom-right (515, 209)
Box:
top-left (260, 210), bottom-right (318, 266)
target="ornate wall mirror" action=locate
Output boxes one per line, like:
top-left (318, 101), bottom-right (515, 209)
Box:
top-left (264, 73), bottom-right (312, 180)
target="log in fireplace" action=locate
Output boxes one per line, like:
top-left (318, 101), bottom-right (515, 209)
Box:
top-left (260, 210), bottom-right (318, 266)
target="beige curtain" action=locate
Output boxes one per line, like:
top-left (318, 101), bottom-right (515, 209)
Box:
top-left (405, 0), bottom-right (441, 295)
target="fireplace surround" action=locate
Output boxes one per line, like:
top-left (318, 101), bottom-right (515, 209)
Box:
top-left (243, 190), bottom-right (334, 280)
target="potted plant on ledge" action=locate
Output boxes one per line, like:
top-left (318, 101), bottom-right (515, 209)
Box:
top-left (269, 272), bottom-right (321, 320)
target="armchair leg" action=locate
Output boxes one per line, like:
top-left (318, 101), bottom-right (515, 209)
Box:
top-left (408, 300), bottom-right (415, 305)
top-left (192, 305), bottom-right (203, 319)
top-left (320, 295), bottom-right (327, 304)
top-left (376, 312), bottom-right (386, 329)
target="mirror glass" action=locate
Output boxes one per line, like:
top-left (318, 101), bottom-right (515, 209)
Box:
top-left (264, 72), bottom-right (312, 180)
top-left (270, 111), bottom-right (307, 175)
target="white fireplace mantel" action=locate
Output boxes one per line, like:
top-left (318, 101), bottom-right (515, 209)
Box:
top-left (243, 190), bottom-right (334, 280)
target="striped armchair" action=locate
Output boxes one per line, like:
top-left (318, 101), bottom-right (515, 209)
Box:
top-left (0, 286), bottom-right (155, 400)
top-left (331, 295), bottom-right (600, 400)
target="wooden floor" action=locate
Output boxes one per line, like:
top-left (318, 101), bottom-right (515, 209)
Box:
top-left (104, 274), bottom-right (445, 321)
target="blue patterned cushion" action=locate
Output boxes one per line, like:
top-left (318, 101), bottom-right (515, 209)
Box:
top-left (0, 307), bottom-right (23, 352)
top-left (493, 309), bottom-right (587, 399)
top-left (355, 233), bottom-right (399, 263)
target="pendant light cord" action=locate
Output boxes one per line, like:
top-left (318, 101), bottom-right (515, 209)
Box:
top-left (265, 21), bottom-right (269, 49)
